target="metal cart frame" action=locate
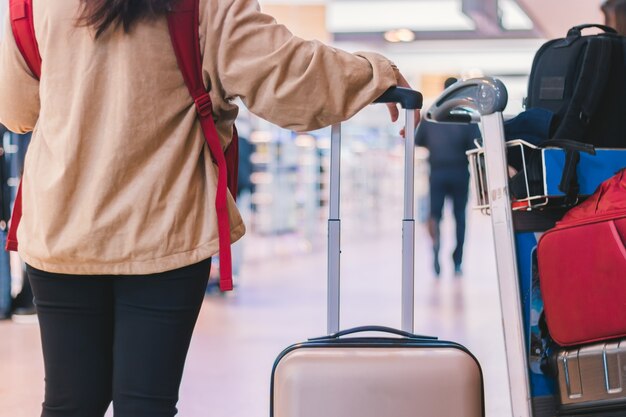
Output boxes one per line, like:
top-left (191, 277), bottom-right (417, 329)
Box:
top-left (427, 77), bottom-right (532, 417)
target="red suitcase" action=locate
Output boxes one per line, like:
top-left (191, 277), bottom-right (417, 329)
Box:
top-left (537, 168), bottom-right (626, 346)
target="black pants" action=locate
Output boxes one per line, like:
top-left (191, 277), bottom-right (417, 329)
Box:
top-left (27, 259), bottom-right (211, 417)
top-left (429, 169), bottom-right (470, 267)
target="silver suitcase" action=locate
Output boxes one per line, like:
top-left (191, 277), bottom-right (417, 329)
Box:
top-left (555, 340), bottom-right (626, 415)
top-left (270, 88), bottom-right (485, 417)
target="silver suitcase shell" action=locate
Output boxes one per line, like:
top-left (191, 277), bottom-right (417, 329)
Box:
top-left (271, 332), bottom-right (484, 417)
top-left (556, 339), bottom-right (626, 414)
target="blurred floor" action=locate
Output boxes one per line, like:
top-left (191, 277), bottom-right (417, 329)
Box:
top-left (0, 205), bottom-right (513, 417)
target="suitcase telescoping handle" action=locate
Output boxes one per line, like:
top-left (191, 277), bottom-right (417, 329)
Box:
top-left (327, 87), bottom-right (423, 335)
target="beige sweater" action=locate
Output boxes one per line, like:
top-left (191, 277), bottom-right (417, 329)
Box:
top-left (0, 0), bottom-right (397, 275)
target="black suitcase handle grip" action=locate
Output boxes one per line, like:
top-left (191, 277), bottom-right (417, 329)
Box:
top-left (309, 325), bottom-right (438, 341)
top-left (568, 24), bottom-right (617, 37)
top-left (374, 87), bottom-right (423, 110)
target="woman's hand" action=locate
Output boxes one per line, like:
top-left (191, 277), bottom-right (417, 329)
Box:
top-left (386, 68), bottom-right (421, 138)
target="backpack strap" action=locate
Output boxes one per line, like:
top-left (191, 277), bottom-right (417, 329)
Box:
top-left (5, 185), bottom-right (22, 252)
top-left (167, 0), bottom-right (234, 291)
top-left (550, 38), bottom-right (610, 204)
top-left (540, 139), bottom-right (596, 205)
top-left (553, 37), bottom-right (612, 141)
top-left (9, 0), bottom-right (41, 78)
top-left (5, 0), bottom-right (42, 252)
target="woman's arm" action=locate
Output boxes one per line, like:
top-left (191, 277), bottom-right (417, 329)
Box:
top-left (206, 0), bottom-right (402, 132)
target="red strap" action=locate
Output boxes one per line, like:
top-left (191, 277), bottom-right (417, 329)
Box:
top-left (5, 0), bottom-right (41, 252)
top-left (168, 0), bottom-right (233, 291)
top-left (5, 183), bottom-right (22, 251)
top-left (9, 0), bottom-right (41, 78)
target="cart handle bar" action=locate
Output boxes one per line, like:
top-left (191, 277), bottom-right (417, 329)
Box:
top-left (426, 77), bottom-right (508, 124)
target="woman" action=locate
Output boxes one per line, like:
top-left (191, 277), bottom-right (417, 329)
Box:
top-left (0, 0), bottom-right (415, 416)
top-left (602, 0), bottom-right (626, 34)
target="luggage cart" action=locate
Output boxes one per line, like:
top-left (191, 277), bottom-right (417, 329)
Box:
top-left (467, 131), bottom-right (626, 417)
top-left (426, 77), bottom-right (626, 417)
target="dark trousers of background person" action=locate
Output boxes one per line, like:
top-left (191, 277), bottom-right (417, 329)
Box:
top-left (5, 132), bottom-right (36, 318)
top-left (27, 258), bottom-right (211, 417)
top-left (1, 129), bottom-right (12, 319)
top-left (429, 168), bottom-right (470, 274)
top-left (0, 230), bottom-right (11, 319)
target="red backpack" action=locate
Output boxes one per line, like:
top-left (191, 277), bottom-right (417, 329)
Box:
top-left (537, 167), bottom-right (626, 346)
top-left (7, 0), bottom-right (238, 291)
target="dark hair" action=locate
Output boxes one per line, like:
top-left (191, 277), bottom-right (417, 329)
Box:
top-left (602, 0), bottom-right (626, 35)
top-left (444, 77), bottom-right (458, 89)
top-left (78, 0), bottom-right (177, 39)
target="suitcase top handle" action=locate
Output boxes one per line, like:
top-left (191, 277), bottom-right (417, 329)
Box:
top-left (567, 24), bottom-right (617, 38)
top-left (426, 77), bottom-right (508, 124)
top-left (309, 326), bottom-right (438, 342)
top-left (374, 87), bottom-right (423, 110)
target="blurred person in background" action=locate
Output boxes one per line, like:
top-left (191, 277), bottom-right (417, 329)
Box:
top-left (415, 78), bottom-right (479, 277)
top-left (0, 129), bottom-right (36, 323)
top-left (0, 0), bottom-right (417, 415)
top-left (0, 123), bottom-right (9, 319)
top-left (602, 0), bottom-right (626, 34)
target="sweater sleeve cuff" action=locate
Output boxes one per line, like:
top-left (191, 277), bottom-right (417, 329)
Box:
top-left (353, 51), bottom-right (398, 95)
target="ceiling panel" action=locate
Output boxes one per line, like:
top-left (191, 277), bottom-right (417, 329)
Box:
top-left (260, 0), bottom-right (605, 40)
top-left (328, 1), bottom-right (475, 33)
top-left (515, 0), bottom-right (604, 38)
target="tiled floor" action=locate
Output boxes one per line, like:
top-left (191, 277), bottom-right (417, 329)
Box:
top-left (0, 206), bottom-right (515, 417)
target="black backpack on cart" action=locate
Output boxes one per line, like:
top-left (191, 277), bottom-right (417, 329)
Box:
top-left (526, 24), bottom-right (626, 148)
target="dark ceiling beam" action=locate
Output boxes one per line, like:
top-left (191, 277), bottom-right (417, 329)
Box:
top-left (462, 0), bottom-right (502, 36)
